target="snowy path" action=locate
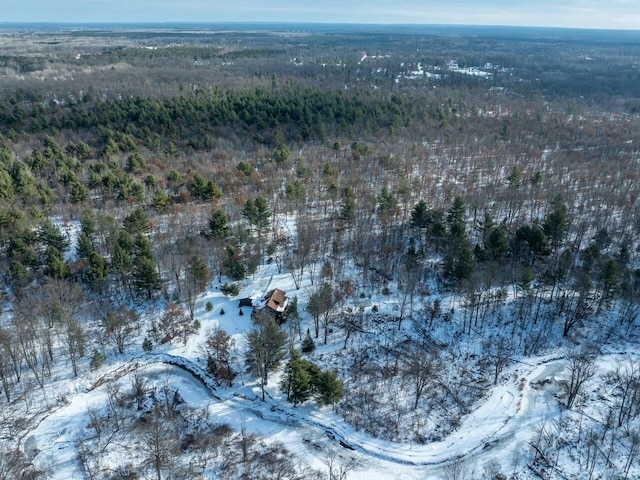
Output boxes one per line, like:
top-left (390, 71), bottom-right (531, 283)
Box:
top-left (23, 351), bottom-right (575, 478)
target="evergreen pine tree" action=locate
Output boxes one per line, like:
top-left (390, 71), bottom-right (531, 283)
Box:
top-left (543, 195), bottom-right (568, 250)
top-left (38, 219), bottom-right (70, 255)
top-left (90, 349), bottom-right (105, 370)
top-left (505, 165), bottom-right (523, 188)
top-left (301, 332), bottom-right (315, 353)
top-left (281, 349), bottom-right (312, 406)
top-left (45, 247), bottom-right (69, 279)
top-left (245, 317), bottom-right (287, 401)
top-left (316, 370), bottom-right (344, 410)
top-left (340, 187), bottom-right (356, 221)
top-left (243, 196), bottom-right (271, 238)
top-left (377, 186), bottom-right (397, 220)
top-left (123, 207), bottom-right (151, 235)
top-left (87, 252), bottom-right (109, 288)
top-left (410, 200), bottom-right (429, 230)
top-left (142, 337), bottom-right (153, 352)
top-left (443, 197), bottom-right (474, 282)
top-left (76, 231), bottom-right (94, 259)
top-left (208, 208), bottom-right (230, 239)
top-left (133, 256), bottom-right (161, 299)
top-left (484, 227), bottom-right (507, 261)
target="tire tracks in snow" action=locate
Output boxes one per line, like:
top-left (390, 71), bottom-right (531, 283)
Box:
top-left (21, 351), bottom-right (630, 472)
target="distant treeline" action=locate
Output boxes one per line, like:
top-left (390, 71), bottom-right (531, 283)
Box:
top-left (0, 87), bottom-right (414, 147)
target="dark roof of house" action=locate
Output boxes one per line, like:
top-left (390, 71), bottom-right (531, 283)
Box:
top-left (239, 298), bottom-right (253, 308)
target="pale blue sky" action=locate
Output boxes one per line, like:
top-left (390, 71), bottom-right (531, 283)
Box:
top-left (0, 1), bottom-right (638, 30)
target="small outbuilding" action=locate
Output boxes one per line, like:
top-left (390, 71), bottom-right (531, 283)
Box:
top-left (238, 298), bottom-right (254, 308)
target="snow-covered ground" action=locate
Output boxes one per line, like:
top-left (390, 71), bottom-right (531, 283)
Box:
top-left (5, 212), bottom-right (638, 478)
top-left (22, 352), bottom-right (555, 479)
top-left (11, 244), bottom-right (634, 478)
top-left (25, 334), bottom-right (636, 479)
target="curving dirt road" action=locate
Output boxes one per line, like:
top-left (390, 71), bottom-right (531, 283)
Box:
top-left (22, 351), bottom-right (577, 479)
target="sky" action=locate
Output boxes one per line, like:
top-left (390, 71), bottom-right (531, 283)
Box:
top-left (0, 0), bottom-right (638, 30)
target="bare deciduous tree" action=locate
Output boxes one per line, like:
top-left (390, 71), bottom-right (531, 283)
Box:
top-left (0, 448), bottom-right (41, 480)
top-left (140, 404), bottom-right (176, 480)
top-left (204, 327), bottom-right (235, 385)
top-left (306, 282), bottom-right (339, 344)
top-left (325, 448), bottom-right (358, 480)
top-left (482, 334), bottom-right (514, 385)
top-left (102, 307), bottom-right (137, 354)
top-left (562, 349), bottom-right (597, 409)
top-left (64, 317), bottom-right (86, 377)
top-left (612, 358), bottom-right (640, 428)
top-left (401, 341), bottom-right (442, 410)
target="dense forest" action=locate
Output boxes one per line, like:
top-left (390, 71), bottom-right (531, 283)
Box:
top-left (0, 24), bottom-right (639, 479)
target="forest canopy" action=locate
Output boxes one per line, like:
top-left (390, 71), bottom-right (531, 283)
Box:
top-left (0, 24), bottom-right (639, 480)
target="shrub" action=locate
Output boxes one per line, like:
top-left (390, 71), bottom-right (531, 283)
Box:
top-left (142, 337), bottom-right (153, 352)
top-left (90, 349), bottom-right (105, 370)
top-left (301, 333), bottom-right (315, 353)
top-left (237, 161), bottom-right (253, 176)
top-left (221, 282), bottom-right (240, 297)
top-left (206, 301), bottom-right (213, 312)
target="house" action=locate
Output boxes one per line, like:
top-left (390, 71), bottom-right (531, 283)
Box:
top-left (252, 288), bottom-right (290, 323)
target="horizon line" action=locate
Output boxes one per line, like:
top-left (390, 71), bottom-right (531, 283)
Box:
top-left (0, 21), bottom-right (639, 33)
